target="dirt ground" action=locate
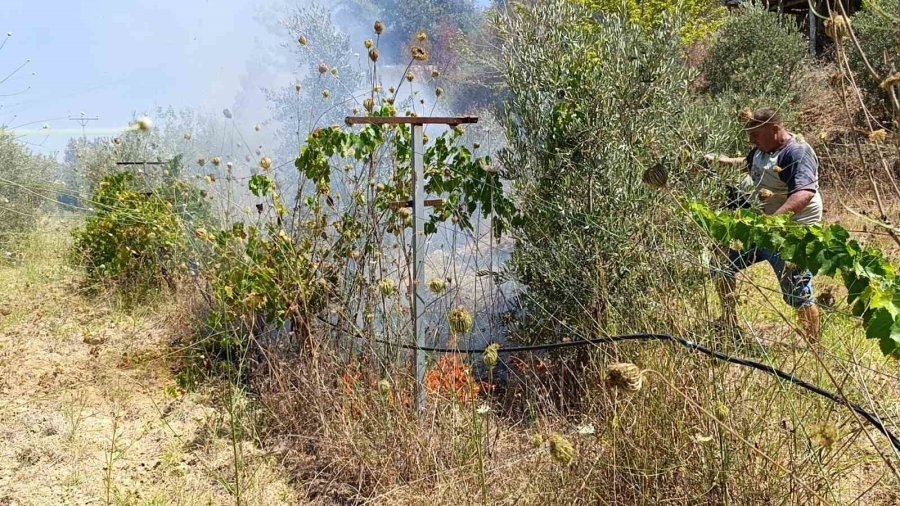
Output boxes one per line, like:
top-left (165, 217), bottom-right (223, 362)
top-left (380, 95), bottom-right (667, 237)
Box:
top-left (0, 224), bottom-right (298, 505)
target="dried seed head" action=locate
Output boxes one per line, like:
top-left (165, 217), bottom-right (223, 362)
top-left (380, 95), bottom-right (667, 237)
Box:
top-left (432, 69), bottom-right (440, 78)
top-left (388, 86), bottom-right (396, 94)
top-left (226, 161), bottom-right (233, 170)
top-left (825, 15), bottom-right (851, 41)
top-left (136, 116), bottom-right (152, 132)
top-left (184, 132), bottom-right (192, 140)
top-left (255, 124), bottom-right (262, 132)
top-left (197, 157), bottom-right (207, 166)
top-left (379, 278), bottom-right (397, 296)
top-left (368, 48), bottom-right (380, 62)
top-left (298, 36), bottom-right (308, 46)
top-left (417, 31), bottom-right (427, 41)
top-left (322, 89), bottom-right (331, 98)
top-left (482, 343), bottom-right (500, 369)
top-left (211, 156), bottom-right (221, 167)
top-left (406, 71), bottom-right (416, 82)
top-left (411, 46), bottom-right (428, 62)
top-left (549, 434), bottom-right (575, 465)
top-left (259, 157), bottom-right (272, 170)
top-left (448, 306), bottom-right (474, 335)
top-left (295, 82), bottom-right (303, 92)
top-left (112, 137), bottom-right (122, 145)
top-left (728, 239), bottom-right (744, 252)
top-left (714, 401), bottom-right (730, 420)
top-left (378, 379), bottom-right (392, 397)
top-left (809, 423), bottom-right (839, 449)
top-left (364, 98), bottom-right (375, 112)
top-left (318, 63), bottom-right (329, 74)
top-left (879, 72), bottom-right (900, 91)
top-left (869, 129), bottom-right (887, 144)
top-left (641, 164), bottom-right (668, 188)
top-left (428, 278), bottom-right (447, 294)
top-left (606, 362), bottom-right (643, 392)
top-left (758, 188), bottom-right (774, 202)
top-left (829, 72), bottom-right (845, 86)
top-left (374, 21), bottom-right (385, 35)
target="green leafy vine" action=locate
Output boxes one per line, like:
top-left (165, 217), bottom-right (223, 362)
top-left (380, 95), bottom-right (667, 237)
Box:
top-left (689, 201), bottom-right (900, 357)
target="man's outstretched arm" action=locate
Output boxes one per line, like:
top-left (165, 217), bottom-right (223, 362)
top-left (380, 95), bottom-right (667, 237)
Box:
top-left (774, 189), bottom-right (815, 216)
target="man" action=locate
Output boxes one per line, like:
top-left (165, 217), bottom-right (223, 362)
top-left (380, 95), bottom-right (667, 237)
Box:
top-left (716, 107), bottom-right (823, 342)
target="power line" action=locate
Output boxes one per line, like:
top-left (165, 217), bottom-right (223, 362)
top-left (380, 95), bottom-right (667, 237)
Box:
top-left (68, 112), bottom-right (99, 140)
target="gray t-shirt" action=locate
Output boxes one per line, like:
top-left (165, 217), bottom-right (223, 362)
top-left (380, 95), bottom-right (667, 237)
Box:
top-left (745, 136), bottom-right (823, 225)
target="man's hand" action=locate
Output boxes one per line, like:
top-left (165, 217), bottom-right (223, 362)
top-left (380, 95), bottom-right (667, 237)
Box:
top-left (704, 153), bottom-right (745, 165)
top-left (774, 189), bottom-right (815, 216)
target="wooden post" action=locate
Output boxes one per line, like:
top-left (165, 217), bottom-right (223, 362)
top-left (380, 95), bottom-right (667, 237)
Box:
top-left (344, 115), bottom-right (478, 411)
top-left (411, 123), bottom-right (427, 411)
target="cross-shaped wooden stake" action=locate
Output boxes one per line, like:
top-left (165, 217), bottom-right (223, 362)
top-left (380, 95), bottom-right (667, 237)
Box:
top-left (345, 115), bottom-right (478, 411)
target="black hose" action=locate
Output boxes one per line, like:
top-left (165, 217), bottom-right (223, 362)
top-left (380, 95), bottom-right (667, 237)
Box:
top-left (388, 333), bottom-right (900, 453)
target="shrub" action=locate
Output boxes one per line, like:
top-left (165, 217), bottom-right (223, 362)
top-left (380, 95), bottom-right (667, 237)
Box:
top-left (846, 0), bottom-right (900, 120)
top-left (496, 0), bottom-right (739, 340)
top-left (0, 132), bottom-right (58, 245)
top-left (72, 172), bottom-right (188, 296)
top-left (576, 0), bottom-right (727, 44)
top-left (701, 4), bottom-right (810, 114)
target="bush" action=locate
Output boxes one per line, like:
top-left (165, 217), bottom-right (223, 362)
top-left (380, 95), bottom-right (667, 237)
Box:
top-left (846, 0), bottom-right (900, 120)
top-left (496, 0), bottom-right (739, 340)
top-left (576, 0), bottom-right (727, 44)
top-left (72, 172), bottom-right (189, 296)
top-left (0, 132), bottom-right (58, 245)
top-left (701, 4), bottom-right (810, 113)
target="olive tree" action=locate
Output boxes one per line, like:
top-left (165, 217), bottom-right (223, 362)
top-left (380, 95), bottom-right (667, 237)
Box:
top-left (495, 0), bottom-right (739, 339)
top-left (0, 132), bottom-right (58, 245)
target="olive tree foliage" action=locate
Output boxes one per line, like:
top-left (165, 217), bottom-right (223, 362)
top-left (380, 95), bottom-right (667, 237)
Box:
top-left (264, 3), bottom-right (366, 163)
top-left (353, 0), bottom-right (481, 63)
top-left (494, 0), bottom-right (739, 339)
top-left (701, 3), bottom-right (811, 117)
top-left (0, 131), bottom-right (58, 244)
top-left (63, 108), bottom-right (239, 198)
top-left (847, 0), bottom-right (900, 121)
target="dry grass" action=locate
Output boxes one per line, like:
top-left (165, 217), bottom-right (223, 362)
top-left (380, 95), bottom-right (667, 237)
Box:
top-left (0, 219), bottom-right (297, 505)
top-left (243, 188), bottom-right (900, 504)
top-left (255, 304), bottom-right (900, 504)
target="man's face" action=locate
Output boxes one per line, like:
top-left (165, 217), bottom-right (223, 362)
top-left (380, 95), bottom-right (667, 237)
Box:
top-left (748, 124), bottom-right (780, 152)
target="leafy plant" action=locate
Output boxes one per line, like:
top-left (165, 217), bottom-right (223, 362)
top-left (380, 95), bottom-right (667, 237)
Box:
top-left (689, 201), bottom-right (900, 357)
top-left (701, 4), bottom-right (810, 106)
top-left (495, 0), bottom-right (736, 340)
top-left (295, 111), bottom-right (518, 238)
top-left (72, 172), bottom-right (189, 297)
top-left (0, 131), bottom-right (58, 245)
top-left (575, 0), bottom-right (726, 44)
top-left (846, 0), bottom-right (900, 121)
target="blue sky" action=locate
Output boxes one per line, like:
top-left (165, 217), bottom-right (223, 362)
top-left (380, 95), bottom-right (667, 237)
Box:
top-left (2, 0), bottom-right (494, 158)
top-left (2, 0), bottom-right (271, 156)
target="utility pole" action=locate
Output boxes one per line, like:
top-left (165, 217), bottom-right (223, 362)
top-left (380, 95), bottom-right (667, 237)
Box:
top-left (68, 111), bottom-right (99, 140)
top-left (345, 115), bottom-right (478, 411)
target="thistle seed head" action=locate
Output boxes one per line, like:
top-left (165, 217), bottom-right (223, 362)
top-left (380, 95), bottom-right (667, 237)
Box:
top-left (606, 362), bottom-right (643, 392)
